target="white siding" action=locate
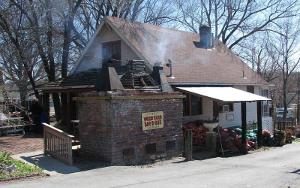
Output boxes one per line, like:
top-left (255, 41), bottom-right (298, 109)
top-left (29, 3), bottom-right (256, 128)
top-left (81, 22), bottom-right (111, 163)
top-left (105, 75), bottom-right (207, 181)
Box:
top-left (74, 24), bottom-right (140, 73)
top-left (219, 85), bottom-right (271, 128)
top-left (219, 102), bottom-right (257, 128)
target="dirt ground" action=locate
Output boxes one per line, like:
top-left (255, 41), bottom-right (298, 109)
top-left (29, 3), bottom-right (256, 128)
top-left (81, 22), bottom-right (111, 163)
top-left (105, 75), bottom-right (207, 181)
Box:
top-left (0, 133), bottom-right (43, 155)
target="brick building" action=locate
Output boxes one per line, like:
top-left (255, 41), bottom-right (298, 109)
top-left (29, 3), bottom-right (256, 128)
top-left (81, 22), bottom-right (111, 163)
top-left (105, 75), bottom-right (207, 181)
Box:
top-left (76, 92), bottom-right (183, 164)
top-left (40, 16), bottom-right (271, 164)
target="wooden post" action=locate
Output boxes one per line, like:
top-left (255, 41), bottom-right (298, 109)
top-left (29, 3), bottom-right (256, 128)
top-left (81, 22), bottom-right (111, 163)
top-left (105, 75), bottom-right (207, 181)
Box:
top-left (66, 93), bottom-right (71, 129)
top-left (241, 102), bottom-right (247, 153)
top-left (184, 129), bottom-right (193, 161)
top-left (67, 136), bottom-right (73, 165)
top-left (257, 101), bottom-right (262, 147)
top-left (42, 93), bottom-right (50, 123)
top-left (187, 94), bottom-right (191, 115)
top-left (44, 126), bottom-right (47, 155)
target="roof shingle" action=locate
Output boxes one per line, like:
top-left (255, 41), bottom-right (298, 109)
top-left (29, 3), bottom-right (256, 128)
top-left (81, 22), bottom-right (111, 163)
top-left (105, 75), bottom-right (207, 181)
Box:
top-left (105, 16), bottom-right (267, 86)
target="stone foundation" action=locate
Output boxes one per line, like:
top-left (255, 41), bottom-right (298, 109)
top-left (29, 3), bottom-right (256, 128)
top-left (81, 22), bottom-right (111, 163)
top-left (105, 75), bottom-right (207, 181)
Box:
top-left (76, 91), bottom-right (184, 165)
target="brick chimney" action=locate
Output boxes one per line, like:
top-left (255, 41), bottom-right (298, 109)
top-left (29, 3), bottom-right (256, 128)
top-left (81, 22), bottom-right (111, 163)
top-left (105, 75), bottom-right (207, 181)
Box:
top-left (199, 25), bottom-right (213, 49)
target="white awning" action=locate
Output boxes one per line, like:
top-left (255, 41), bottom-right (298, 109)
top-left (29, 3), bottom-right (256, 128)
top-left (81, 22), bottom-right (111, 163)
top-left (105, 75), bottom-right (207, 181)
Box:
top-left (176, 87), bottom-right (271, 102)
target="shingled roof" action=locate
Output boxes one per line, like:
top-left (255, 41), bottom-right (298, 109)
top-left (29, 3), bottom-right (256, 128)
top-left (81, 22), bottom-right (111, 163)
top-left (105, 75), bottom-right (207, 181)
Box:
top-left (102, 16), bottom-right (267, 86)
top-left (61, 16), bottom-right (267, 88)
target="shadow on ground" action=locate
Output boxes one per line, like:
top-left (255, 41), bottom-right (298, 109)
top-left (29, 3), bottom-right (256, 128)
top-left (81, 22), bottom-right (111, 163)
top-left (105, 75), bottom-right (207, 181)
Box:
top-left (20, 153), bottom-right (80, 175)
top-left (192, 151), bottom-right (217, 160)
top-left (18, 151), bottom-right (111, 175)
top-left (172, 151), bottom-right (217, 164)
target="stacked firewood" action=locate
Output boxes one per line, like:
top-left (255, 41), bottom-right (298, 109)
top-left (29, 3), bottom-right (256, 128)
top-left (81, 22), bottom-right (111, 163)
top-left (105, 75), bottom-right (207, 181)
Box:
top-left (183, 122), bottom-right (209, 146)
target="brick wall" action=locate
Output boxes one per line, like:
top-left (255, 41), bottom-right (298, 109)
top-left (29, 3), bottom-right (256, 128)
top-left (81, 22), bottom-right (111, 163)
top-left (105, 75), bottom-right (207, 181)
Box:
top-left (77, 99), bottom-right (113, 161)
top-left (77, 92), bottom-right (183, 165)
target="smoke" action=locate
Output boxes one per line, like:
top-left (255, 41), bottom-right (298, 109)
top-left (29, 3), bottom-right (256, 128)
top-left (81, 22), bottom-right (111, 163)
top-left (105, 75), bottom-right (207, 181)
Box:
top-left (72, 44), bottom-right (103, 74)
top-left (141, 28), bottom-right (185, 66)
top-left (139, 26), bottom-right (214, 68)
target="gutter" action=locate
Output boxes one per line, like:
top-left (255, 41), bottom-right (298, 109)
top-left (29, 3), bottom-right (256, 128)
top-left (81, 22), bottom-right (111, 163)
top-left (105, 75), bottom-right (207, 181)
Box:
top-left (169, 82), bottom-right (269, 87)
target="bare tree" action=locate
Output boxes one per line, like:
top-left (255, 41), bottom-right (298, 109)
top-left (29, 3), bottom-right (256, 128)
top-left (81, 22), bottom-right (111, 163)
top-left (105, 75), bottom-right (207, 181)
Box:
top-left (175, 0), bottom-right (299, 49)
top-left (0, 3), bottom-right (41, 102)
top-left (8, 0), bottom-right (84, 120)
top-left (0, 0), bottom-right (176, 122)
top-left (6, 0), bottom-right (299, 122)
top-left (74, 0), bottom-right (175, 46)
top-left (7, 0), bottom-right (61, 119)
top-left (0, 38), bottom-right (44, 106)
top-left (238, 34), bottom-right (280, 83)
top-left (267, 20), bottom-right (300, 119)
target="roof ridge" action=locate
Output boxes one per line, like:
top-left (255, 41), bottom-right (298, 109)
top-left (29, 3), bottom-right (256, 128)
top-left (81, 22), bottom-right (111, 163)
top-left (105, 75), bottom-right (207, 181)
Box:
top-left (105, 16), bottom-right (199, 36)
top-left (105, 16), bottom-right (235, 56)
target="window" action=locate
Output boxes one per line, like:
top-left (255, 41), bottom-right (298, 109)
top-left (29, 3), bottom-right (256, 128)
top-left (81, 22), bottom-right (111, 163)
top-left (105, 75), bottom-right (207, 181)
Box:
top-left (247, 86), bottom-right (255, 93)
top-left (218, 103), bottom-right (234, 113)
top-left (183, 97), bottom-right (189, 116)
top-left (102, 40), bottom-right (121, 65)
top-left (261, 89), bottom-right (269, 97)
top-left (223, 105), bottom-right (230, 112)
top-left (191, 95), bottom-right (203, 115)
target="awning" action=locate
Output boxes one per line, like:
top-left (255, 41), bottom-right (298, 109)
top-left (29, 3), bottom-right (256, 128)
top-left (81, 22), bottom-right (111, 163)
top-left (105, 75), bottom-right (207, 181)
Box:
top-left (176, 87), bottom-right (271, 102)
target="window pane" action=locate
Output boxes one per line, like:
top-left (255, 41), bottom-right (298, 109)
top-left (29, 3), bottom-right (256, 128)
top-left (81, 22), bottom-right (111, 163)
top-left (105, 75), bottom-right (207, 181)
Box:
top-left (102, 40), bottom-right (121, 62)
top-left (261, 89), bottom-right (268, 97)
top-left (247, 86), bottom-right (254, 93)
top-left (183, 97), bottom-right (188, 116)
top-left (191, 95), bottom-right (202, 115)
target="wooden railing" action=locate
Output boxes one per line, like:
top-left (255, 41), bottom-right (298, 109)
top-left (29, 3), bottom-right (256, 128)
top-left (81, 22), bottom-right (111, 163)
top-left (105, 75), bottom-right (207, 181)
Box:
top-left (43, 123), bottom-right (74, 165)
top-left (275, 120), bottom-right (296, 131)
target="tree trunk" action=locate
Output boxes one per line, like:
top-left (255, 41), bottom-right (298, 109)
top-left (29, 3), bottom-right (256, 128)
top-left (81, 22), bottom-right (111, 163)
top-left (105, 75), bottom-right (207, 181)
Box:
top-left (52, 93), bottom-right (61, 121)
top-left (17, 82), bottom-right (27, 107)
top-left (283, 79), bottom-right (288, 120)
top-left (297, 73), bottom-right (300, 122)
top-left (60, 18), bottom-right (71, 130)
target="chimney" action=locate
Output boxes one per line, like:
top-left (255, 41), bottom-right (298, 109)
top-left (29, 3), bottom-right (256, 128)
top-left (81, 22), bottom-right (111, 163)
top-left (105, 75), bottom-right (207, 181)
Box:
top-left (95, 61), bottom-right (124, 91)
top-left (151, 62), bottom-right (173, 92)
top-left (199, 25), bottom-right (213, 49)
top-left (152, 63), bottom-right (163, 84)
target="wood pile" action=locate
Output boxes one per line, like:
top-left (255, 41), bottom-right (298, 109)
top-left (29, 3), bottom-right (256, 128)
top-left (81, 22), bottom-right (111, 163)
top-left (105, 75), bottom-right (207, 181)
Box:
top-left (120, 60), bottom-right (158, 89)
top-left (183, 121), bottom-right (209, 146)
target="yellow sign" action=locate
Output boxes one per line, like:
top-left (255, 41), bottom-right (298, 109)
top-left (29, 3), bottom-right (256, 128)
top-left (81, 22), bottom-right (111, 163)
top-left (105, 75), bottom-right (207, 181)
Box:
top-left (142, 111), bottom-right (164, 131)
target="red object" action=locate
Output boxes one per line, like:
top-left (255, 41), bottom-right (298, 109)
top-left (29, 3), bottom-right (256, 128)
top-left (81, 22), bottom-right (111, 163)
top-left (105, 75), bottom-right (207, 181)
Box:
top-left (262, 130), bottom-right (271, 137)
top-left (183, 122), bottom-right (209, 146)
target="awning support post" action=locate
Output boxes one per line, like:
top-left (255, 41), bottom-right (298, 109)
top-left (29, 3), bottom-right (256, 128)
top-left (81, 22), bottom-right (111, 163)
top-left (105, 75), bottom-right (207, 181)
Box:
top-left (241, 102), bottom-right (247, 153)
top-left (257, 101), bottom-right (262, 147)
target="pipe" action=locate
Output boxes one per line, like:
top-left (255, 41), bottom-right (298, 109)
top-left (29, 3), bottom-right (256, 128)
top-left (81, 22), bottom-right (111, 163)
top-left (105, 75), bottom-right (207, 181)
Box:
top-left (166, 59), bottom-right (173, 77)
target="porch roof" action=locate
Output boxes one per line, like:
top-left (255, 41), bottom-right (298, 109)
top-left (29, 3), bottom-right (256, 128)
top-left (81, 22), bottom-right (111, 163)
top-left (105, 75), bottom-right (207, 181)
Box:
top-left (176, 87), bottom-right (271, 102)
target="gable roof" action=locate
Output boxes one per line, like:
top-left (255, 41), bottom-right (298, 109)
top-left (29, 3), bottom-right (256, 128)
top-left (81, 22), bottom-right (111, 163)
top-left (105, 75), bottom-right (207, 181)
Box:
top-left (66, 16), bottom-right (267, 87)
top-left (104, 16), bottom-right (268, 86)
